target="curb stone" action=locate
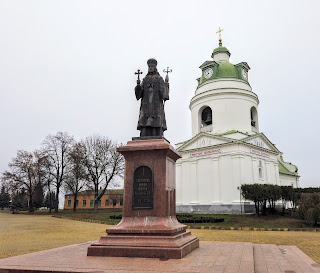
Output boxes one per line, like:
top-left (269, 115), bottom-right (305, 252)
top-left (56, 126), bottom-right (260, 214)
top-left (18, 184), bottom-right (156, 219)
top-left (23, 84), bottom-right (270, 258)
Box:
top-left (187, 225), bottom-right (320, 232)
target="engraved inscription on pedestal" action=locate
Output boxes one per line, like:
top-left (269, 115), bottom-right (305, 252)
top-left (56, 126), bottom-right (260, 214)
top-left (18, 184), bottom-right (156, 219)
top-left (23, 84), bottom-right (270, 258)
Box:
top-left (133, 166), bottom-right (153, 209)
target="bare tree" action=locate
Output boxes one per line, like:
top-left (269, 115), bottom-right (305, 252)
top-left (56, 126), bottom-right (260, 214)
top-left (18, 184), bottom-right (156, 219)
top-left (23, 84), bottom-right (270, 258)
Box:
top-left (40, 154), bottom-right (56, 213)
top-left (64, 142), bottom-right (87, 212)
top-left (82, 135), bottom-right (124, 213)
top-left (42, 132), bottom-right (74, 213)
top-left (1, 150), bottom-right (46, 212)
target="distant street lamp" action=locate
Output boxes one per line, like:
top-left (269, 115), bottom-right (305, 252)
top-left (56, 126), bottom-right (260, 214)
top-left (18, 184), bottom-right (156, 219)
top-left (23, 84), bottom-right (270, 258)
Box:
top-left (237, 186), bottom-right (243, 215)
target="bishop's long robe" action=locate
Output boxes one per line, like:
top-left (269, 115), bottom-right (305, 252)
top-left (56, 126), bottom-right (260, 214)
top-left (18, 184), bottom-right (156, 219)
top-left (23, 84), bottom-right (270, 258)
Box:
top-left (135, 73), bottom-right (169, 131)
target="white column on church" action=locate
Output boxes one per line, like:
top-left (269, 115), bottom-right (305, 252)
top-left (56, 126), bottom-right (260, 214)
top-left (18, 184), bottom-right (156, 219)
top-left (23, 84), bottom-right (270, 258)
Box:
top-left (189, 161), bottom-right (198, 204)
top-left (252, 157), bottom-right (258, 183)
top-left (274, 162), bottom-right (280, 185)
top-left (267, 160), bottom-right (277, 185)
top-left (265, 161), bottom-right (270, 183)
top-left (211, 157), bottom-right (220, 204)
top-left (231, 154), bottom-right (242, 203)
top-left (244, 155), bottom-right (254, 184)
top-left (181, 161), bottom-right (191, 204)
top-left (239, 154), bottom-right (245, 186)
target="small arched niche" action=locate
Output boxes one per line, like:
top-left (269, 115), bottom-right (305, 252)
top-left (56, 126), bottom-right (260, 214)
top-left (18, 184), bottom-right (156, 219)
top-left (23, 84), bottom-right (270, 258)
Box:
top-left (250, 106), bottom-right (258, 132)
top-left (199, 106), bottom-right (213, 133)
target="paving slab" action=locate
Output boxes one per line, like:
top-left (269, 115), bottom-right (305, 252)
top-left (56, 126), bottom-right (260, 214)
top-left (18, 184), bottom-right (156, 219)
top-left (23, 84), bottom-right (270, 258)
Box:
top-left (278, 245), bottom-right (320, 273)
top-left (253, 243), bottom-right (320, 273)
top-left (0, 241), bottom-right (254, 273)
top-left (0, 241), bottom-right (318, 273)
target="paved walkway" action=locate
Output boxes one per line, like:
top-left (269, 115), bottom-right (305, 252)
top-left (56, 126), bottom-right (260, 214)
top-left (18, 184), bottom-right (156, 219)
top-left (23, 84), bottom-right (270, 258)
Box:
top-left (0, 241), bottom-right (319, 273)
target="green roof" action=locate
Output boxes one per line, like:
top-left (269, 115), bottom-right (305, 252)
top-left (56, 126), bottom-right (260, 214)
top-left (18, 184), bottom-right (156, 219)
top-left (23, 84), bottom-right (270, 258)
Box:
top-left (213, 46), bottom-right (230, 53)
top-left (218, 130), bottom-right (238, 136)
top-left (176, 140), bottom-right (188, 145)
top-left (278, 162), bottom-right (296, 176)
top-left (217, 62), bottom-right (239, 78)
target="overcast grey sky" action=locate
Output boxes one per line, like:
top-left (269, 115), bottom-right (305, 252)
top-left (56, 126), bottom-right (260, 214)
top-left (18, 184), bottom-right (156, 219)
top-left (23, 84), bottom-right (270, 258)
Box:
top-left (0, 0), bottom-right (319, 188)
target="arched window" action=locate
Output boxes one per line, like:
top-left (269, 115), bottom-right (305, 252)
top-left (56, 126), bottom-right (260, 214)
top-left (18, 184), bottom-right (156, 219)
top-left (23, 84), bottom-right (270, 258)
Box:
top-left (250, 107), bottom-right (258, 130)
top-left (201, 107), bottom-right (212, 126)
top-left (258, 160), bottom-right (263, 179)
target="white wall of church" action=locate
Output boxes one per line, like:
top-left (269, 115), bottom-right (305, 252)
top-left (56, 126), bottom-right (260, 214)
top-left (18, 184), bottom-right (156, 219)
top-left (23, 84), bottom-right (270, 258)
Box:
top-left (197, 159), bottom-right (214, 204)
top-left (279, 173), bottom-right (299, 188)
top-left (176, 144), bottom-right (280, 208)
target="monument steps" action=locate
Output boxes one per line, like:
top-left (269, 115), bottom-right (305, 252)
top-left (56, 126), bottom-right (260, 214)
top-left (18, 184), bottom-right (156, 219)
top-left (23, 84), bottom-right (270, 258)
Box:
top-left (93, 230), bottom-right (196, 247)
top-left (88, 230), bottom-right (199, 259)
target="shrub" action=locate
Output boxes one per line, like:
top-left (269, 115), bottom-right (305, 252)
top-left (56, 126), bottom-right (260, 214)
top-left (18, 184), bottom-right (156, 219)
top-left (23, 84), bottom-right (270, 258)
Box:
top-left (297, 193), bottom-right (320, 226)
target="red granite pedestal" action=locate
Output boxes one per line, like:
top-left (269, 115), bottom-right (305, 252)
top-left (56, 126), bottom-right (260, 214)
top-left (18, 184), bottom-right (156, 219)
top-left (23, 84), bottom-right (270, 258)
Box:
top-left (87, 138), bottom-right (199, 259)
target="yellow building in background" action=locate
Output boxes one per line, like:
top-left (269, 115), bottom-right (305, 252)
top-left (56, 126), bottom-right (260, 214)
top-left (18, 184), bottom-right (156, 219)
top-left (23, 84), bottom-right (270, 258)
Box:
top-left (64, 189), bottom-right (123, 210)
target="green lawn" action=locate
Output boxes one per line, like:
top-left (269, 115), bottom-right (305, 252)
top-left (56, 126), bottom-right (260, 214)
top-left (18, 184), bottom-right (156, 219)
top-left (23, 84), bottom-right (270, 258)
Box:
top-left (1, 212), bottom-right (320, 264)
top-left (2, 209), bottom-right (315, 229)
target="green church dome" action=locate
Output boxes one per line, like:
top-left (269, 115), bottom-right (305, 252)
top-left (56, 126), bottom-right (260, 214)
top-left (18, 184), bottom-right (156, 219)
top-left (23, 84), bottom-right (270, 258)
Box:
top-left (213, 46), bottom-right (230, 53)
top-left (197, 43), bottom-right (249, 85)
top-left (216, 62), bottom-right (239, 78)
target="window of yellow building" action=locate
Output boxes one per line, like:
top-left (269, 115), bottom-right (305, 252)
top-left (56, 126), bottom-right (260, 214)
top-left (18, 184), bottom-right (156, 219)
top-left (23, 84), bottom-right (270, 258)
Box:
top-left (90, 200), bottom-right (94, 207)
top-left (105, 199), bottom-right (109, 206)
top-left (67, 200), bottom-right (71, 207)
top-left (113, 199), bottom-right (117, 207)
top-left (82, 200), bottom-right (87, 207)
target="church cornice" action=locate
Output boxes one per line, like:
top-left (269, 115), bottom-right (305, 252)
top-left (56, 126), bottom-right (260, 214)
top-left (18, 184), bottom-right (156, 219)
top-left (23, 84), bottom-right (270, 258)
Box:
top-left (190, 89), bottom-right (259, 109)
top-left (237, 141), bottom-right (279, 155)
top-left (177, 143), bottom-right (280, 165)
top-left (177, 134), bottom-right (279, 156)
top-left (199, 60), bottom-right (219, 70)
top-left (218, 130), bottom-right (250, 137)
top-left (235, 62), bottom-right (250, 70)
top-left (279, 172), bottom-right (300, 178)
top-left (178, 141), bottom-right (234, 154)
top-left (176, 132), bottom-right (233, 152)
top-left (197, 77), bottom-right (251, 90)
top-left (240, 133), bottom-right (281, 154)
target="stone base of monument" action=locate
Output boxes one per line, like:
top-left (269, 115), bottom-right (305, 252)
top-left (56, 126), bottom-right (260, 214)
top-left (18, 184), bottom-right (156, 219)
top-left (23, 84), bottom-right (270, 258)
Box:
top-left (87, 224), bottom-right (199, 259)
top-left (87, 138), bottom-right (199, 259)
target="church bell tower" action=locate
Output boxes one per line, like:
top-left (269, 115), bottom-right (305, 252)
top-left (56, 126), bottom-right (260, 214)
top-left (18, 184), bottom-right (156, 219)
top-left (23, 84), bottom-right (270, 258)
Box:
top-left (190, 29), bottom-right (259, 137)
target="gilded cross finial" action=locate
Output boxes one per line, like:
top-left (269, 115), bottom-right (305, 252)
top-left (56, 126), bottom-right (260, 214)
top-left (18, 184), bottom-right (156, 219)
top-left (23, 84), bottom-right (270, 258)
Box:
top-left (216, 27), bottom-right (224, 46)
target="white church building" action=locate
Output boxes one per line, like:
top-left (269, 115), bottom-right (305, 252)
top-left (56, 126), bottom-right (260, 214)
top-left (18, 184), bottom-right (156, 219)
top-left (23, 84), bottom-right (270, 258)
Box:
top-left (175, 38), bottom-right (299, 213)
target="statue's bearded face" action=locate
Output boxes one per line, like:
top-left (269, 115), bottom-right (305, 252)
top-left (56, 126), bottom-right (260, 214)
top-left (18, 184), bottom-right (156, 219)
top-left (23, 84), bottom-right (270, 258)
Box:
top-left (148, 64), bottom-right (157, 73)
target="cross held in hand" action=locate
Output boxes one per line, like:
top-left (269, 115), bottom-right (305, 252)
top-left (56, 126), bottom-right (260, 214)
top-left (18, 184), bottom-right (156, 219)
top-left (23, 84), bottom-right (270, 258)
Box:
top-left (134, 69), bottom-right (143, 81)
top-left (163, 67), bottom-right (172, 76)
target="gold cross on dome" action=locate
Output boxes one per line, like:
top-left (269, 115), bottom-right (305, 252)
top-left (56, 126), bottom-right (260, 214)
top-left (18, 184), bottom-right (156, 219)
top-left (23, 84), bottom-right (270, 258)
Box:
top-left (216, 27), bottom-right (224, 40)
top-left (216, 27), bottom-right (224, 45)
